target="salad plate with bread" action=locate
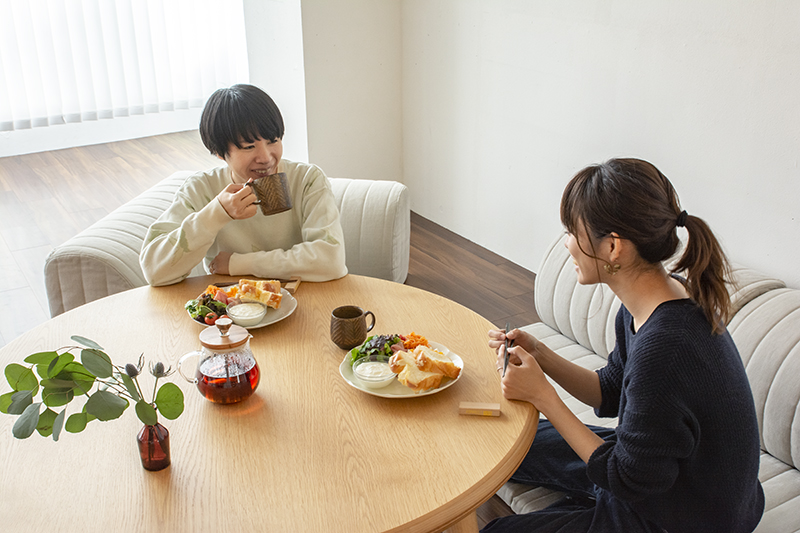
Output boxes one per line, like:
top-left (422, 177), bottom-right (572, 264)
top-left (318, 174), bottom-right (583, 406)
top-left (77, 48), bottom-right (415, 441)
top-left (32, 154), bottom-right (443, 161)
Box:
top-left (185, 279), bottom-right (297, 329)
top-left (339, 333), bottom-right (463, 398)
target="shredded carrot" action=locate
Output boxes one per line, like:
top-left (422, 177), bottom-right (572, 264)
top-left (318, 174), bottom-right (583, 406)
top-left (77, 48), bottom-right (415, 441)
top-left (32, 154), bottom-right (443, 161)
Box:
top-left (205, 285), bottom-right (221, 296)
top-left (403, 332), bottom-right (429, 350)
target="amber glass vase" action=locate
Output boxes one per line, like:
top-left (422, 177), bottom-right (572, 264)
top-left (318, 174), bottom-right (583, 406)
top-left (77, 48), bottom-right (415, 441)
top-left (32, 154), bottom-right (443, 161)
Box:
top-left (137, 423), bottom-right (170, 471)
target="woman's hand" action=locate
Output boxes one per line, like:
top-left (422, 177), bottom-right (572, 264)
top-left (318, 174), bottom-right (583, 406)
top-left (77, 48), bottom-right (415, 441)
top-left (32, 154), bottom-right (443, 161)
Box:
top-left (488, 327), bottom-right (540, 359)
top-left (497, 344), bottom-right (559, 412)
top-left (217, 182), bottom-right (258, 219)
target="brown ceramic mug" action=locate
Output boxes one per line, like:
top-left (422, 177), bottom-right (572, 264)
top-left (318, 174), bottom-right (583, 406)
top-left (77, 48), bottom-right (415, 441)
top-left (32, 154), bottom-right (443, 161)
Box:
top-left (330, 305), bottom-right (376, 350)
top-left (247, 172), bottom-right (293, 216)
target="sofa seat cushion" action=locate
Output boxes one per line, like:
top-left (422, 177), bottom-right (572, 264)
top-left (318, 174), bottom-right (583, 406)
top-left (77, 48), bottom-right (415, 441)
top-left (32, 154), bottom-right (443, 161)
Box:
top-left (501, 448), bottom-right (800, 526)
top-left (756, 452), bottom-right (800, 531)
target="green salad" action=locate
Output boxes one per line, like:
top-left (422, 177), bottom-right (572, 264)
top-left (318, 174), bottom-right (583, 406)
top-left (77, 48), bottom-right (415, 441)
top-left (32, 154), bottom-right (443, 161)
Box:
top-left (349, 334), bottom-right (403, 365)
top-left (185, 294), bottom-right (228, 324)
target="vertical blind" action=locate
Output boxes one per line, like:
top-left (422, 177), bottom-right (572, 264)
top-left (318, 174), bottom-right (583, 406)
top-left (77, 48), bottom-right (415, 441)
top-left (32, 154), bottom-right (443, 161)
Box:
top-left (0, 0), bottom-right (249, 132)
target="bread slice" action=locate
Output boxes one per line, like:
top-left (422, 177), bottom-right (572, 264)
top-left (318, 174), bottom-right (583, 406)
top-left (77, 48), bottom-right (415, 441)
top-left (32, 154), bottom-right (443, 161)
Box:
top-left (389, 348), bottom-right (450, 392)
top-left (239, 278), bottom-right (281, 293)
top-left (238, 279), bottom-right (283, 309)
top-left (388, 350), bottom-right (416, 373)
top-left (396, 364), bottom-right (443, 392)
top-left (415, 345), bottom-right (461, 379)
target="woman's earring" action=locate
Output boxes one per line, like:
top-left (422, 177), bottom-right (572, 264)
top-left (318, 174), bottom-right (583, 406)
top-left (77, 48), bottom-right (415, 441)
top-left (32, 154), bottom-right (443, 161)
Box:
top-left (604, 263), bottom-right (621, 275)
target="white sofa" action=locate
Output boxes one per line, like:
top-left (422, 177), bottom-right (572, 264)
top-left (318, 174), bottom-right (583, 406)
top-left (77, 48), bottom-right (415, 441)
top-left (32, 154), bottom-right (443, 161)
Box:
top-left (497, 234), bottom-right (800, 532)
top-left (44, 171), bottom-right (410, 317)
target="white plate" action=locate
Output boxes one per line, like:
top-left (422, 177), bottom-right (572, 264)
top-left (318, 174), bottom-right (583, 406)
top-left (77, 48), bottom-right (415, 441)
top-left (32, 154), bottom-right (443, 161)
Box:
top-left (339, 342), bottom-right (463, 398)
top-left (190, 288), bottom-right (297, 330)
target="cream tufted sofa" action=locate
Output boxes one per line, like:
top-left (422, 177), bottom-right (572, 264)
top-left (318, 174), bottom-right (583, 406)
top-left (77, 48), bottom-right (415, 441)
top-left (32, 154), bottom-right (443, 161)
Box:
top-left (497, 234), bottom-right (800, 532)
top-left (44, 171), bottom-right (410, 317)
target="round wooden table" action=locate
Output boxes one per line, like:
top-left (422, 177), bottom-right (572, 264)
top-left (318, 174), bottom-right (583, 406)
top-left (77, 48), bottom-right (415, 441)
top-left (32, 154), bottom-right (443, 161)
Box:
top-left (0, 274), bottom-right (537, 532)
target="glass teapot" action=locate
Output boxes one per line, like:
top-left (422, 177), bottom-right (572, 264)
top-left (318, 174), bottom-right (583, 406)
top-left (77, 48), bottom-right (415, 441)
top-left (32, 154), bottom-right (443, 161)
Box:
top-left (178, 318), bottom-right (260, 404)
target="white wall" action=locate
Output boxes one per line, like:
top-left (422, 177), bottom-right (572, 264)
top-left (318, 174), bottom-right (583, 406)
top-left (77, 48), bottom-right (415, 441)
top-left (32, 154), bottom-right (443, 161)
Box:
top-left (301, 0), bottom-right (403, 182)
top-left (401, 0), bottom-right (800, 288)
top-left (244, 0), bottom-right (309, 163)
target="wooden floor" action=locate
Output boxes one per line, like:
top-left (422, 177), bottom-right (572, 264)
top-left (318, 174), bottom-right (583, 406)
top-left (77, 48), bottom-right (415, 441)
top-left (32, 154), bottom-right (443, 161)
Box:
top-left (0, 130), bottom-right (538, 527)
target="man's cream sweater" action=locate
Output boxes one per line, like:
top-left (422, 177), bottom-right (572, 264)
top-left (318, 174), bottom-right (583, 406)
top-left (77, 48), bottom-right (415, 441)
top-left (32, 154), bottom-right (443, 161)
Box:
top-left (140, 160), bottom-right (347, 286)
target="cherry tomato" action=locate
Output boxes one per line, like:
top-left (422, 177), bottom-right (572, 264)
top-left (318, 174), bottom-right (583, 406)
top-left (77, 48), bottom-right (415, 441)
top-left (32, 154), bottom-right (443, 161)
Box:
top-left (204, 312), bottom-right (218, 325)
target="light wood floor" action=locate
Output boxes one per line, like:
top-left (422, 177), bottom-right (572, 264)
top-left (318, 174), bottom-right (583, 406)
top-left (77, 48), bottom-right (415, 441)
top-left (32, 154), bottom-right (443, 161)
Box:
top-left (0, 130), bottom-right (536, 526)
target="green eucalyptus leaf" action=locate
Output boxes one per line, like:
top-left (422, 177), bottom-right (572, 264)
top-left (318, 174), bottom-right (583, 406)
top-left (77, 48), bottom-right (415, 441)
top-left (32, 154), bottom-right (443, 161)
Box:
top-left (155, 382), bottom-right (185, 420)
top-left (7, 390), bottom-right (33, 414)
top-left (13, 402), bottom-right (41, 439)
top-left (52, 409), bottom-right (66, 441)
top-left (47, 353), bottom-right (74, 379)
top-left (24, 351), bottom-right (59, 365)
top-left (35, 363), bottom-right (50, 380)
top-left (36, 408), bottom-right (58, 437)
top-left (56, 363), bottom-right (97, 395)
top-left (0, 391), bottom-right (13, 414)
top-left (71, 336), bottom-right (104, 350)
top-left (59, 362), bottom-right (96, 381)
top-left (5, 363), bottom-right (39, 393)
top-left (40, 378), bottom-right (78, 389)
top-left (80, 405), bottom-right (97, 423)
top-left (135, 401), bottom-right (158, 426)
top-left (65, 412), bottom-right (89, 433)
top-left (42, 387), bottom-right (74, 407)
top-left (72, 379), bottom-right (95, 395)
top-left (81, 349), bottom-right (112, 379)
top-left (85, 390), bottom-right (128, 421)
top-left (121, 374), bottom-right (141, 402)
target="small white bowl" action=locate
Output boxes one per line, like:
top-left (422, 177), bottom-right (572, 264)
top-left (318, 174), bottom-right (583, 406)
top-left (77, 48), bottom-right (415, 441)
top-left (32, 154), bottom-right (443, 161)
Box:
top-left (226, 302), bottom-right (268, 327)
top-left (352, 358), bottom-right (396, 390)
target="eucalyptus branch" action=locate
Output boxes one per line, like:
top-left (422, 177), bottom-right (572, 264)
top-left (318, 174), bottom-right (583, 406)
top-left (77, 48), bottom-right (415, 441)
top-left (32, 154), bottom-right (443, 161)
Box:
top-left (132, 376), bottom-right (147, 403)
top-left (151, 377), bottom-right (160, 405)
top-left (98, 381), bottom-right (137, 401)
top-left (3, 336), bottom-right (184, 441)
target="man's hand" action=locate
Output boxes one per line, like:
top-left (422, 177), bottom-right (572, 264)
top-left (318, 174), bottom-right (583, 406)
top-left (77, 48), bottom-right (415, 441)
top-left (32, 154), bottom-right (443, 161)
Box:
top-left (217, 182), bottom-right (258, 219)
top-left (209, 252), bottom-right (232, 275)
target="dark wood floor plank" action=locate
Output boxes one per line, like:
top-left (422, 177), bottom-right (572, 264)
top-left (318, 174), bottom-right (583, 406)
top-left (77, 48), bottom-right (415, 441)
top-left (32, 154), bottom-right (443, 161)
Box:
top-left (411, 212), bottom-right (509, 266)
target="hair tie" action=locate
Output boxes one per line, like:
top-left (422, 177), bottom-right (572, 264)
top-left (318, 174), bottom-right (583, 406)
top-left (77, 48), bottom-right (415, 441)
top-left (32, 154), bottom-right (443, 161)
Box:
top-left (676, 210), bottom-right (688, 227)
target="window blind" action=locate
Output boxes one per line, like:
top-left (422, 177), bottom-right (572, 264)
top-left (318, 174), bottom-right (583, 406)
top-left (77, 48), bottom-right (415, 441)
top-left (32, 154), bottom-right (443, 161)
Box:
top-left (0, 0), bottom-right (249, 132)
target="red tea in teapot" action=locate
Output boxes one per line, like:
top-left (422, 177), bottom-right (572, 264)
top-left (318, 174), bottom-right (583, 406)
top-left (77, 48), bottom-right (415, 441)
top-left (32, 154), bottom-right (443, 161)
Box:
top-left (196, 353), bottom-right (260, 404)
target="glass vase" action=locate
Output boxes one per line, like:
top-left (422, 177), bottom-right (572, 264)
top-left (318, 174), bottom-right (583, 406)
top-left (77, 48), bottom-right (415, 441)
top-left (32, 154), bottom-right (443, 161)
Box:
top-left (137, 423), bottom-right (170, 471)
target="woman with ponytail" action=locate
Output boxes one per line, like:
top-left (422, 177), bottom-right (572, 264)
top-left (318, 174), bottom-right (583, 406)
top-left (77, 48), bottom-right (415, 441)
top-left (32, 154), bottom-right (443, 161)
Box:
top-left (484, 159), bottom-right (763, 532)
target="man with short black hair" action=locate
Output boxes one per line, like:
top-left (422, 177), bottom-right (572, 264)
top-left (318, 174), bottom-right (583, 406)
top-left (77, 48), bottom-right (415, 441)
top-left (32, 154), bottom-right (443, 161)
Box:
top-left (140, 84), bottom-right (347, 286)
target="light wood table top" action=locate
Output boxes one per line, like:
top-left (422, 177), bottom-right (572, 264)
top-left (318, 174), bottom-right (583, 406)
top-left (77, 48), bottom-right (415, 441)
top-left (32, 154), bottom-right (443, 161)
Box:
top-left (0, 274), bottom-right (537, 532)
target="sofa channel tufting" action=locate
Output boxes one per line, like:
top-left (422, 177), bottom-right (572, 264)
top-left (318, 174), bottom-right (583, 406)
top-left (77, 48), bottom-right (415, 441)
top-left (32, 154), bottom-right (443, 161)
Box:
top-left (44, 171), bottom-right (410, 317)
top-left (496, 233), bottom-right (800, 532)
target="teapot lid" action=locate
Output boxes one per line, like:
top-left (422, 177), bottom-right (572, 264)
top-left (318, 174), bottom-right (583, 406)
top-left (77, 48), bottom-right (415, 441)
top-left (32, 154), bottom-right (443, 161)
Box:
top-left (199, 318), bottom-right (250, 350)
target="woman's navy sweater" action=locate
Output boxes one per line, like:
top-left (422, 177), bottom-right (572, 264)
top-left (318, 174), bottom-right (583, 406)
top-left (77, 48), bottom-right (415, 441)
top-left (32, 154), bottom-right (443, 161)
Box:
top-left (588, 299), bottom-right (764, 532)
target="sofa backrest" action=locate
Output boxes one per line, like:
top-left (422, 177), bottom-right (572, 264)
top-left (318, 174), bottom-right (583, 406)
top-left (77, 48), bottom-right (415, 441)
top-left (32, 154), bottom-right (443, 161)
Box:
top-left (728, 288), bottom-right (800, 469)
top-left (534, 233), bottom-right (785, 360)
top-left (534, 233), bottom-right (620, 358)
top-left (44, 171), bottom-right (410, 316)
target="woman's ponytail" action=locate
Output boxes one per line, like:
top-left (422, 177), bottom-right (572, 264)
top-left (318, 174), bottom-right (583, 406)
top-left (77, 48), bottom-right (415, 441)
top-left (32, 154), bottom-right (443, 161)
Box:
top-left (670, 214), bottom-right (732, 334)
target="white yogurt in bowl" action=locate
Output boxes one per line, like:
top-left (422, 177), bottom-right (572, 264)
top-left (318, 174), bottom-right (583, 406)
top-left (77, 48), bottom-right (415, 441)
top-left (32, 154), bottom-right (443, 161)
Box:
top-left (352, 359), bottom-right (396, 389)
top-left (227, 302), bottom-right (267, 327)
